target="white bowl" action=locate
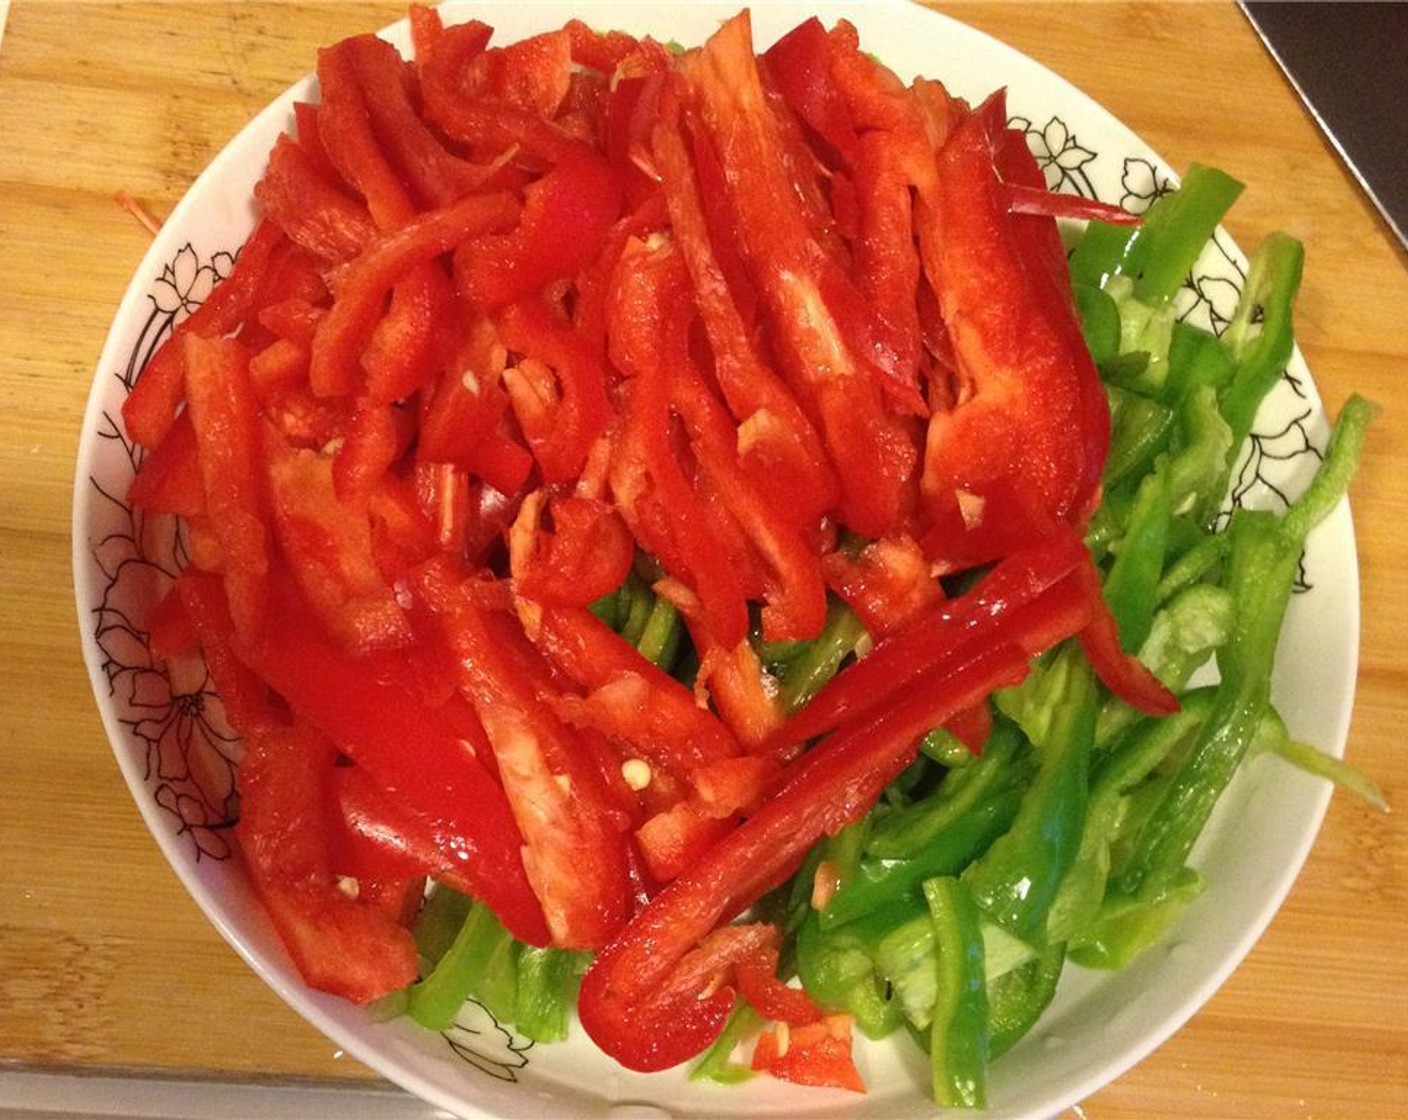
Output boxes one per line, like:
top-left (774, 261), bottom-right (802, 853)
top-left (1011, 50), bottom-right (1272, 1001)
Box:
top-left (73, 2), bottom-right (1359, 1117)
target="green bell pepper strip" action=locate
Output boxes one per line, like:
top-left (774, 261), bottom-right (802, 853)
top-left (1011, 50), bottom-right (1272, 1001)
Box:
top-left (1163, 319), bottom-right (1236, 407)
top-left (923, 876), bottom-right (990, 1110)
top-left (412, 883), bottom-right (474, 968)
top-left (1068, 164), bottom-right (1243, 305)
top-left (820, 789), bottom-right (1023, 931)
top-left (634, 592), bottom-right (683, 670)
top-left (1051, 688), bottom-right (1218, 943)
top-left (1130, 165), bottom-right (1244, 305)
top-left (795, 904), bottom-right (912, 1039)
top-left (965, 650), bottom-right (1098, 946)
top-left (408, 898), bottom-right (519, 1031)
top-left (689, 1003), bottom-right (764, 1084)
top-left (1116, 395), bottom-right (1374, 897)
top-left (773, 596), bottom-right (869, 714)
top-left (1101, 385), bottom-right (1176, 497)
top-left (986, 942), bottom-right (1065, 1060)
top-left (514, 945), bottom-right (587, 1043)
top-left (865, 720), bottom-right (1025, 860)
top-left (1218, 232), bottom-right (1306, 455)
top-left (1101, 460), bottom-right (1173, 653)
top-left (1070, 867), bottom-right (1205, 969)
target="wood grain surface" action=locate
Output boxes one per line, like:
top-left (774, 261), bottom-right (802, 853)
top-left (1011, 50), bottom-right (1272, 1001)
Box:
top-left (1, 2), bottom-right (1404, 1116)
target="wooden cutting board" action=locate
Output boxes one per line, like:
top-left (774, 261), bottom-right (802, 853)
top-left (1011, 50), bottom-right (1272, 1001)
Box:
top-left (2, 2), bottom-right (1405, 1116)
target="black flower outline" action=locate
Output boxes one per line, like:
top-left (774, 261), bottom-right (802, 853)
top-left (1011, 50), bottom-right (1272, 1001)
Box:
top-left (441, 1000), bottom-right (534, 1082)
top-left (1011, 114), bottom-right (1099, 198)
top-left (88, 244), bottom-right (242, 862)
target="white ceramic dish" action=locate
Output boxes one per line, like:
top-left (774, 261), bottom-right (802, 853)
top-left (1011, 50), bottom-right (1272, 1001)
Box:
top-left (73, 2), bottom-right (1358, 1117)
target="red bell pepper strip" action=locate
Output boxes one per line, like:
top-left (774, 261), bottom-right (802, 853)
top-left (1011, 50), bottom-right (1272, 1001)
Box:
top-left (916, 93), bottom-right (1110, 559)
top-left (532, 604), bottom-right (741, 769)
top-left (262, 426), bottom-right (413, 653)
top-left (413, 560), bottom-right (633, 950)
top-left (735, 945), bottom-right (824, 1026)
top-left (1073, 558), bottom-right (1180, 716)
top-left (343, 33), bottom-right (494, 210)
top-left (330, 764), bottom-right (517, 902)
top-left (235, 716), bottom-right (421, 1004)
top-left (495, 296), bottom-right (613, 483)
top-left (577, 640), bottom-right (1033, 1071)
top-left (254, 133), bottom-right (376, 264)
top-left (820, 534), bottom-right (945, 638)
top-left (1006, 183), bottom-right (1141, 226)
top-left (419, 18), bottom-right (594, 169)
top-left (467, 29), bottom-right (574, 119)
top-left (564, 19), bottom-right (649, 75)
top-left (751, 1014), bottom-right (865, 1092)
top-left (316, 37), bottom-right (417, 230)
top-left (174, 570), bottom-right (277, 735)
top-left (679, 13), bottom-right (917, 538)
top-left (626, 237), bottom-right (827, 642)
top-left (649, 90), bottom-right (838, 528)
top-left (457, 149), bottom-right (623, 311)
top-left (768, 529), bottom-right (1091, 753)
top-left (508, 491), bottom-right (634, 608)
top-left (307, 191), bottom-right (520, 397)
top-left (122, 217), bottom-right (287, 449)
top-left (182, 334), bottom-right (270, 639)
top-left (606, 238), bottom-right (750, 649)
top-left (128, 409), bottom-right (203, 517)
top-left (331, 396), bottom-right (414, 503)
top-left (360, 261), bottom-right (458, 405)
top-left (238, 571), bottom-right (551, 947)
top-left (760, 18), bottom-right (858, 163)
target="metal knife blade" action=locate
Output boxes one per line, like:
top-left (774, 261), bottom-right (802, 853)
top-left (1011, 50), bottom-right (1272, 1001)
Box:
top-left (1240, 1), bottom-right (1408, 253)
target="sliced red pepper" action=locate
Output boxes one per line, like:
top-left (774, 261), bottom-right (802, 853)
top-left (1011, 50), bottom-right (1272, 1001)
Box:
top-left (183, 334), bottom-right (270, 639)
top-left (1006, 183), bottom-right (1141, 226)
top-left (144, 579), bottom-right (199, 660)
top-left (564, 19), bottom-right (649, 75)
top-left (238, 571), bottom-right (551, 947)
top-left (820, 534), bottom-right (944, 638)
top-left (606, 238), bottom-right (750, 648)
top-left (735, 945), bottom-right (824, 1026)
top-left (343, 33), bottom-right (493, 210)
top-left (578, 640), bottom-right (1034, 1071)
top-left (466, 29), bottom-right (574, 119)
top-left (419, 17), bottom-right (597, 170)
top-left (679, 13), bottom-right (917, 538)
top-left (122, 217), bottom-right (287, 449)
top-left (308, 191), bottom-right (520, 397)
top-left (263, 426), bottom-right (413, 653)
top-left (532, 604), bottom-right (741, 771)
top-left (128, 408), bottom-right (203, 517)
top-left (235, 716), bottom-right (420, 1004)
top-left (331, 763), bottom-right (511, 900)
top-left (457, 149), bottom-right (623, 311)
top-left (361, 262), bottom-right (458, 404)
top-left (760, 18), bottom-right (858, 163)
top-left (751, 1014), bottom-right (865, 1092)
top-left (1074, 559), bottom-right (1180, 716)
top-left (635, 800), bottom-right (736, 885)
top-left (768, 528), bottom-right (1091, 753)
top-left (650, 90), bottom-right (838, 528)
top-left (508, 491), bottom-right (634, 608)
top-left (495, 296), bottom-right (613, 483)
top-left (316, 38), bottom-right (418, 230)
top-left (174, 570), bottom-right (279, 735)
top-left (413, 560), bottom-right (633, 950)
top-left (634, 241), bottom-right (827, 642)
top-left (915, 93), bottom-right (1110, 560)
top-left (254, 133), bottom-right (376, 264)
